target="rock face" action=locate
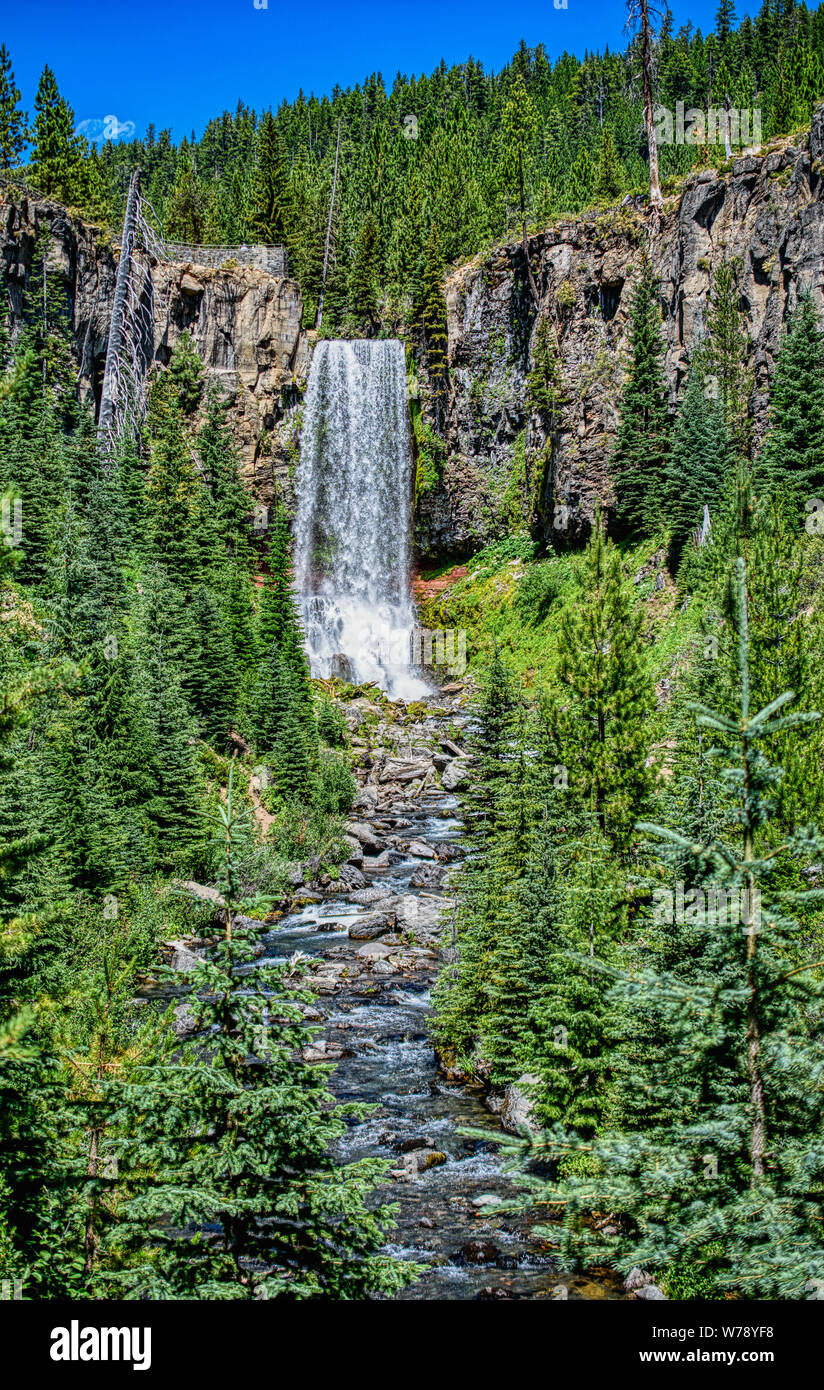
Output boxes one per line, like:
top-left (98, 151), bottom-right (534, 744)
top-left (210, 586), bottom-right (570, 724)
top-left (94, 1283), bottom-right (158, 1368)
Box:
top-left (0, 192), bottom-right (309, 507)
top-left (500, 1074), bottom-right (541, 1135)
top-left (417, 115), bottom-right (824, 558)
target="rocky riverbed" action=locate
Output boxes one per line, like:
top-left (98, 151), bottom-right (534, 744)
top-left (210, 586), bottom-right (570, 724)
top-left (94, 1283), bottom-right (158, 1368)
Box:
top-left (247, 687), bottom-right (621, 1301)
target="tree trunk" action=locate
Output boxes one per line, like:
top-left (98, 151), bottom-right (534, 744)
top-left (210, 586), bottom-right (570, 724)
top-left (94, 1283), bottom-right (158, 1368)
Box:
top-left (639, 0), bottom-right (663, 208)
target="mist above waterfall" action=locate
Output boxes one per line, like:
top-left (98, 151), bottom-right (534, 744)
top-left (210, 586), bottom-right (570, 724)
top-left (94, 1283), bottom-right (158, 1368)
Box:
top-left (295, 339), bottom-right (429, 701)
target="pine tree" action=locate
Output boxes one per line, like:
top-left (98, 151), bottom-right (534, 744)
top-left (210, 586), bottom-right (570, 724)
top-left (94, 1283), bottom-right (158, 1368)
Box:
top-left (29, 66), bottom-right (82, 202)
top-left (247, 112), bottom-right (292, 244)
top-left (186, 585), bottom-right (236, 748)
top-left (595, 127), bottom-right (626, 199)
top-left (501, 75), bottom-right (539, 303)
top-left (348, 215), bottom-right (381, 334)
top-left (257, 509), bottom-right (316, 748)
top-left (496, 559), bottom-right (824, 1299)
top-left (100, 768), bottom-right (414, 1299)
top-left (0, 45), bottom-right (27, 170)
top-left (164, 155), bottom-right (214, 243)
top-left (145, 369), bottom-right (207, 589)
top-left (756, 293), bottom-right (824, 514)
top-left (611, 258), bottom-right (671, 538)
top-left (432, 654), bottom-right (523, 1067)
top-left (198, 382), bottom-right (252, 560)
top-left (550, 516), bottom-right (655, 855)
top-left (168, 330), bottom-right (205, 415)
top-left (667, 363), bottom-right (729, 571)
top-left (419, 225), bottom-right (449, 429)
top-left (705, 259), bottom-right (752, 458)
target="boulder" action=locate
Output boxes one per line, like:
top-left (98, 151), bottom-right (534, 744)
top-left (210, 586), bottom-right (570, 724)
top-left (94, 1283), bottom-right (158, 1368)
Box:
top-left (634, 1284), bottom-right (668, 1301)
top-left (379, 758), bottom-right (433, 784)
top-left (441, 759), bottom-right (471, 791)
top-left (330, 653), bottom-right (355, 682)
top-left (342, 835), bottom-right (364, 866)
top-left (402, 1149), bottom-right (447, 1175)
top-left (346, 886), bottom-right (396, 905)
top-left (348, 909), bottom-right (398, 940)
top-left (500, 1074), bottom-right (541, 1135)
top-left (171, 1003), bottom-right (196, 1037)
top-left (406, 838), bottom-right (436, 859)
top-left (166, 940), bottom-right (203, 973)
top-left (180, 271), bottom-right (204, 296)
top-left (409, 862), bottom-right (446, 889)
top-left (345, 821), bottom-right (383, 851)
top-left (174, 879), bottom-right (225, 908)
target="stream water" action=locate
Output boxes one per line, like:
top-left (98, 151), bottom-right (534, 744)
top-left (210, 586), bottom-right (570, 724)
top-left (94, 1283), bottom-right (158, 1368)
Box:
top-left (259, 753), bottom-right (619, 1301)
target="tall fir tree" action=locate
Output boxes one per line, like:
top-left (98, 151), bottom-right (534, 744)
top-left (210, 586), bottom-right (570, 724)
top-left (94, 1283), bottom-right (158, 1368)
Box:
top-left (611, 258), bottom-right (671, 538)
top-left (756, 293), bottom-right (824, 515)
top-left (0, 45), bottom-right (27, 170)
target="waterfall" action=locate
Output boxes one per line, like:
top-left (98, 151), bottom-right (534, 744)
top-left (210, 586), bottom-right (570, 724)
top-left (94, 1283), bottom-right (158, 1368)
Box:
top-left (295, 339), bottom-right (428, 700)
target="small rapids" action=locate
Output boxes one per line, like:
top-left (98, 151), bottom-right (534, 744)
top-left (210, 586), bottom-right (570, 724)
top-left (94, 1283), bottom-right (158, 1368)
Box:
top-left (261, 768), bottom-right (620, 1301)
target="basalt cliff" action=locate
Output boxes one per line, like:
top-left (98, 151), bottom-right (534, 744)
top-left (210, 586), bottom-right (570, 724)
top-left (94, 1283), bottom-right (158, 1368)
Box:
top-left (416, 108), bottom-right (824, 558)
top-left (4, 110), bottom-right (824, 559)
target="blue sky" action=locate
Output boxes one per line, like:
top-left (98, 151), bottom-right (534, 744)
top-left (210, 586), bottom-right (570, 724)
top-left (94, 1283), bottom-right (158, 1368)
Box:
top-left (3, 0), bottom-right (757, 143)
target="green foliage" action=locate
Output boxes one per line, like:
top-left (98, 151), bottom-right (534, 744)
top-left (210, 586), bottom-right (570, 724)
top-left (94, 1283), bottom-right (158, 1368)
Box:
top-left (612, 258), bottom-right (671, 539)
top-left (493, 560), bottom-right (824, 1300)
top-left (756, 293), bottom-right (824, 516)
top-left (29, 4), bottom-right (820, 332)
top-left (28, 64), bottom-right (83, 203)
top-left (0, 302), bottom-right (375, 1296)
top-left (411, 397), bottom-right (446, 502)
top-left (0, 45), bottom-right (27, 170)
top-left (549, 516), bottom-right (655, 855)
top-left (667, 364), bottom-right (729, 570)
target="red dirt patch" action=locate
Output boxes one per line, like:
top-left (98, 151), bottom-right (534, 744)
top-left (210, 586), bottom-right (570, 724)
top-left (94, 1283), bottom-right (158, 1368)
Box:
top-left (411, 565), bottom-right (468, 602)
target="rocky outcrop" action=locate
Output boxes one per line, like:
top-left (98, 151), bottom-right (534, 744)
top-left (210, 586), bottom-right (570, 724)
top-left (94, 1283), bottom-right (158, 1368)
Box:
top-left (0, 192), bottom-right (310, 507)
top-left (417, 114), bottom-right (824, 558)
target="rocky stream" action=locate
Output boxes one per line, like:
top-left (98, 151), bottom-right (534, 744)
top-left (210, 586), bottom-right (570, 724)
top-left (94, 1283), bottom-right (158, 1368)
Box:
top-left (249, 688), bottom-right (620, 1301)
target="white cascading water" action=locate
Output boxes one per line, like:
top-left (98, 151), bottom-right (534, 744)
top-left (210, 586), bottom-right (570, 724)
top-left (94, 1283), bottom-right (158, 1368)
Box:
top-left (294, 339), bottom-right (429, 701)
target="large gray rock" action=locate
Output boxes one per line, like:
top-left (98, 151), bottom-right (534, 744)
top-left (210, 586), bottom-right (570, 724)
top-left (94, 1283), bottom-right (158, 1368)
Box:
top-left (441, 759), bottom-right (471, 791)
top-left (0, 191), bottom-right (308, 504)
top-left (348, 909), bottom-right (398, 940)
top-left (166, 941), bottom-right (203, 974)
top-left (345, 821), bottom-right (383, 851)
top-left (500, 1074), bottom-right (541, 1135)
top-left (379, 758), bottom-right (433, 784)
top-left (406, 838), bottom-right (436, 859)
top-left (331, 653), bottom-right (355, 682)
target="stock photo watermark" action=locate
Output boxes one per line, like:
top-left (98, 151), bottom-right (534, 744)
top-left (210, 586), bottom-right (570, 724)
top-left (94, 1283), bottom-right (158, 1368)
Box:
top-left (1, 498), bottom-right (22, 548)
top-left (411, 626), bottom-right (467, 677)
top-left (653, 882), bottom-right (762, 934)
top-left (75, 116), bottom-right (135, 143)
top-left (654, 102), bottom-right (762, 154)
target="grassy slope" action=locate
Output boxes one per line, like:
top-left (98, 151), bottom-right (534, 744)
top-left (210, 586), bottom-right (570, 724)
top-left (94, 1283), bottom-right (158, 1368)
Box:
top-left (418, 535), bottom-right (703, 733)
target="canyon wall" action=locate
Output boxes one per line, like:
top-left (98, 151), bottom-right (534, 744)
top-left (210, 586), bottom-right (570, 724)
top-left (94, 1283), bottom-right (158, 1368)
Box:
top-left (6, 107), bottom-right (824, 563)
top-left (0, 191), bottom-right (309, 508)
top-left (416, 109), bottom-right (824, 559)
